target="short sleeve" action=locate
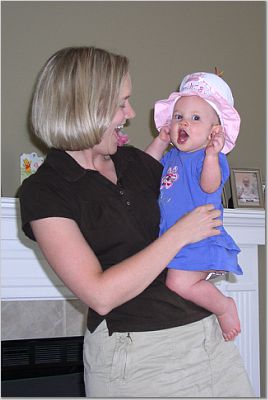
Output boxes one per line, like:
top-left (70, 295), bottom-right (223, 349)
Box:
top-left (19, 177), bottom-right (75, 241)
top-left (219, 153), bottom-right (230, 185)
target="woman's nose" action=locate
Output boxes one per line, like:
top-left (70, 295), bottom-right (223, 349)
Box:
top-left (125, 103), bottom-right (136, 120)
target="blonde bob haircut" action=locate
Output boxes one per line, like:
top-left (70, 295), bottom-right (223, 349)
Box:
top-left (31, 46), bottom-right (129, 150)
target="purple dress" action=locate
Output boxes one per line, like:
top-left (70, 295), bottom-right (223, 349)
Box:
top-left (159, 147), bottom-right (242, 274)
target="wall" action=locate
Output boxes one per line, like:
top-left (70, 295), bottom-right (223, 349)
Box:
top-left (1, 1), bottom-right (266, 396)
top-left (1, 1), bottom-right (266, 197)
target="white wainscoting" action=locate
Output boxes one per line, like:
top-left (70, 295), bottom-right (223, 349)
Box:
top-left (1, 197), bottom-right (265, 396)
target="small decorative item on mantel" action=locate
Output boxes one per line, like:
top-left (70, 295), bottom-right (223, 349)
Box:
top-left (20, 152), bottom-right (44, 183)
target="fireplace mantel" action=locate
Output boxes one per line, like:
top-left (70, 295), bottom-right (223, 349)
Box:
top-left (1, 196), bottom-right (265, 396)
top-left (2, 197), bottom-right (76, 300)
top-left (1, 197), bottom-right (265, 301)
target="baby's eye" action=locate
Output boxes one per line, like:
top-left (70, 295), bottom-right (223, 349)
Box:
top-left (173, 113), bottom-right (183, 120)
top-left (192, 114), bottom-right (200, 121)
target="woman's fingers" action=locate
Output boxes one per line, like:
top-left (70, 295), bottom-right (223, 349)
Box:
top-left (179, 204), bottom-right (222, 244)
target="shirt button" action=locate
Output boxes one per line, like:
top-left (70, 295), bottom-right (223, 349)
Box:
top-left (126, 201), bottom-right (131, 206)
top-left (119, 190), bottom-right (124, 195)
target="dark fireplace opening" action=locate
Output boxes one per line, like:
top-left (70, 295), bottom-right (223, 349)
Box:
top-left (1, 336), bottom-right (85, 397)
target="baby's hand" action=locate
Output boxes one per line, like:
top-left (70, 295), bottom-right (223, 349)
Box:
top-left (158, 124), bottom-right (171, 143)
top-left (206, 126), bottom-right (225, 155)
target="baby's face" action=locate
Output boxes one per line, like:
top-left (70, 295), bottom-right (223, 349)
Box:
top-left (170, 95), bottom-right (220, 152)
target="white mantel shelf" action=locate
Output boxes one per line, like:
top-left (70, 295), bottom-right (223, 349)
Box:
top-left (1, 197), bottom-right (265, 301)
top-left (1, 196), bottom-right (265, 396)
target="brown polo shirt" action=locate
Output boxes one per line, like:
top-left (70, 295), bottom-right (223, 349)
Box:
top-left (19, 146), bottom-right (210, 335)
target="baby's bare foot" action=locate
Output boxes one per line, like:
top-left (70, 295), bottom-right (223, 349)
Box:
top-left (217, 297), bottom-right (241, 341)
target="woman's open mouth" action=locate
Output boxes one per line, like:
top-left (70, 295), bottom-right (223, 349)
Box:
top-left (177, 129), bottom-right (189, 145)
top-left (115, 124), bottom-right (124, 133)
top-left (115, 124), bottom-right (129, 146)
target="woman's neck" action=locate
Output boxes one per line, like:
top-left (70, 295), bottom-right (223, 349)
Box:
top-left (66, 149), bottom-right (117, 184)
top-left (66, 149), bottom-right (107, 169)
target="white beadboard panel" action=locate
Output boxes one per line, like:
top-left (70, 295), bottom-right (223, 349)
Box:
top-left (227, 289), bottom-right (259, 396)
top-left (215, 242), bottom-right (262, 396)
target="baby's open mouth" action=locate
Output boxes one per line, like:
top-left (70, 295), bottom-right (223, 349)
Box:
top-left (177, 129), bottom-right (189, 144)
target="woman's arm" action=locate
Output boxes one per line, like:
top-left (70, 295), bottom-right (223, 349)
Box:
top-left (31, 204), bottom-right (221, 315)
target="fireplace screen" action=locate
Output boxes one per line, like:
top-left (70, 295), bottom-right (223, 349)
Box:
top-left (1, 336), bottom-right (85, 397)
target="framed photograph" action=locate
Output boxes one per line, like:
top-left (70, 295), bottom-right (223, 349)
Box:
top-left (230, 168), bottom-right (264, 208)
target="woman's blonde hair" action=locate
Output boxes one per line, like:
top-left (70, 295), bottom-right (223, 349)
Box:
top-left (31, 46), bottom-right (129, 150)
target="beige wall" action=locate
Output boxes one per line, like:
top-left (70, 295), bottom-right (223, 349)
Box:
top-left (1, 1), bottom-right (266, 197)
top-left (1, 1), bottom-right (266, 395)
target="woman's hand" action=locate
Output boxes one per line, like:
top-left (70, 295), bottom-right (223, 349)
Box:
top-left (172, 204), bottom-right (222, 246)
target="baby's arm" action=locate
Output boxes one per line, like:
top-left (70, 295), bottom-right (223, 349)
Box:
top-left (145, 126), bottom-right (170, 161)
top-left (200, 127), bottom-right (225, 193)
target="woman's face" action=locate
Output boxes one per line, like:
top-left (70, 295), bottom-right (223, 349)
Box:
top-left (94, 74), bottom-right (136, 156)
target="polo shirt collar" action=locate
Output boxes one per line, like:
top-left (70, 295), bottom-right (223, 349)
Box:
top-left (45, 149), bottom-right (87, 182)
top-left (45, 147), bottom-right (132, 182)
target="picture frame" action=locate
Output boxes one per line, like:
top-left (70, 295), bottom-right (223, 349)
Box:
top-left (221, 185), bottom-right (228, 208)
top-left (230, 168), bottom-right (264, 208)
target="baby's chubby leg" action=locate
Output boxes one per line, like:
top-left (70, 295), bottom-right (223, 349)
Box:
top-left (166, 269), bottom-right (241, 341)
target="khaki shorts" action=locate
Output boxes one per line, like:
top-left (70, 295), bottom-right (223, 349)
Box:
top-left (83, 314), bottom-right (254, 397)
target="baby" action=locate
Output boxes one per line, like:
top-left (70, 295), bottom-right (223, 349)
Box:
top-left (146, 72), bottom-right (242, 341)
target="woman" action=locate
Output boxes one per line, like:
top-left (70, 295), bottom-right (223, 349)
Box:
top-left (19, 46), bottom-right (253, 397)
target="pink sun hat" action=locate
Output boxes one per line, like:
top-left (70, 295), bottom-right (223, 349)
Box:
top-left (154, 72), bottom-right (241, 154)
